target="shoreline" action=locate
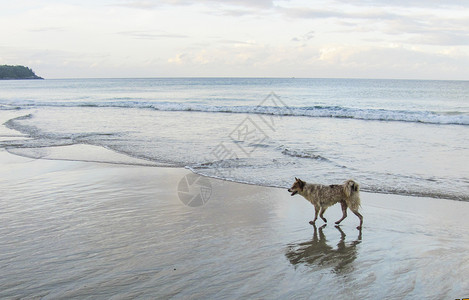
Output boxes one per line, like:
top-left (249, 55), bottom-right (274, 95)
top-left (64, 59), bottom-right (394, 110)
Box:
top-left (4, 143), bottom-right (467, 204)
top-left (1, 147), bottom-right (469, 298)
top-left (0, 128), bottom-right (467, 213)
top-left (2, 140), bottom-right (468, 209)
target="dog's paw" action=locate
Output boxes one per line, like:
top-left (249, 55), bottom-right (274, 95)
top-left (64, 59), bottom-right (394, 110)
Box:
top-left (309, 221), bottom-right (315, 225)
top-left (356, 226), bottom-right (362, 230)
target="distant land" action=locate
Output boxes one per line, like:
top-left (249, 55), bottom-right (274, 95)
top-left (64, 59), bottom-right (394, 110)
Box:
top-left (0, 65), bottom-right (43, 80)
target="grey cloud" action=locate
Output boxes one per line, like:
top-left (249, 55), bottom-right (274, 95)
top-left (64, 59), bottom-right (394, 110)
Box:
top-left (113, 0), bottom-right (199, 9)
top-left (411, 32), bottom-right (469, 46)
top-left (112, 1), bottom-right (160, 9)
top-left (381, 15), bottom-right (469, 45)
top-left (113, 0), bottom-right (274, 9)
top-left (283, 5), bottom-right (469, 47)
top-left (292, 30), bottom-right (314, 42)
top-left (217, 39), bottom-right (256, 45)
top-left (281, 7), bottom-right (401, 21)
top-left (117, 31), bottom-right (189, 39)
top-left (111, 0), bottom-right (469, 49)
top-left (208, 7), bottom-right (262, 17)
top-left (212, 0), bottom-right (274, 8)
top-left (333, 0), bottom-right (467, 9)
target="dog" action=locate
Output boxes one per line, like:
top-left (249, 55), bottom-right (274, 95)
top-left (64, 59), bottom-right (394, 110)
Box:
top-left (288, 178), bottom-right (363, 229)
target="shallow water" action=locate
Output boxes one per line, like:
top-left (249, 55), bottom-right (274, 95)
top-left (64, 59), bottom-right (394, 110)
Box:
top-left (1, 151), bottom-right (468, 299)
top-left (1, 78), bottom-right (468, 201)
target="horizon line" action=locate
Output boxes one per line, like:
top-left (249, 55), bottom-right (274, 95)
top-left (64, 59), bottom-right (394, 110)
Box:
top-left (38, 76), bottom-right (469, 82)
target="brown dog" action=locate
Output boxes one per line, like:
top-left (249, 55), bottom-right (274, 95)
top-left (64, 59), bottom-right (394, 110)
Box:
top-left (288, 178), bottom-right (363, 229)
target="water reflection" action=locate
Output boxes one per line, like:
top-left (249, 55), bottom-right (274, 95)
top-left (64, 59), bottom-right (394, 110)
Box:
top-left (286, 225), bottom-right (362, 274)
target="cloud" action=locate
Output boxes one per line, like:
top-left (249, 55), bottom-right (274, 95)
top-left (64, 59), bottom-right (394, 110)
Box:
top-left (280, 7), bottom-right (400, 21)
top-left (117, 30), bottom-right (189, 39)
top-left (410, 31), bottom-right (469, 46)
top-left (217, 39), bottom-right (256, 45)
top-left (28, 26), bottom-right (66, 33)
top-left (0, 46), bottom-right (113, 78)
top-left (291, 30), bottom-right (314, 42)
top-left (311, 45), bottom-right (469, 79)
top-left (209, 0), bottom-right (274, 8)
top-left (112, 0), bottom-right (276, 18)
top-left (112, 1), bottom-right (160, 9)
top-left (110, 0), bottom-right (469, 49)
top-left (333, 0), bottom-right (467, 9)
top-left (280, 4), bottom-right (469, 49)
top-left (163, 41), bottom-right (469, 79)
top-left (3, 0), bottom-right (468, 79)
top-left (113, 0), bottom-right (275, 10)
top-left (167, 53), bottom-right (187, 65)
top-left (379, 14), bottom-right (469, 46)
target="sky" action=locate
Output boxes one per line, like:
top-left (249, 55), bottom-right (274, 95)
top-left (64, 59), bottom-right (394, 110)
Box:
top-left (1, 0), bottom-right (468, 79)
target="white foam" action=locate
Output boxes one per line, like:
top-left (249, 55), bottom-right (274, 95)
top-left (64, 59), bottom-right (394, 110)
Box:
top-left (3, 100), bottom-right (468, 125)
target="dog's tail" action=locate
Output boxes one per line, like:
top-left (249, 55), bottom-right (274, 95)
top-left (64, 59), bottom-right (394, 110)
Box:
top-left (344, 179), bottom-right (361, 210)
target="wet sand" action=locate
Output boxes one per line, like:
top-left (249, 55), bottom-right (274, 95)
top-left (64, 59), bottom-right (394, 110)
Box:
top-left (1, 149), bottom-right (468, 299)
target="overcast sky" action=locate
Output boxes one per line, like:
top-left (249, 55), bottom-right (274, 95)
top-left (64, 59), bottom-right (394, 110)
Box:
top-left (1, 0), bottom-right (468, 79)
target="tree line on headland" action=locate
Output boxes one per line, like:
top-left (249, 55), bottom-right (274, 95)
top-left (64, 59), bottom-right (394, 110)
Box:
top-left (0, 65), bottom-right (43, 80)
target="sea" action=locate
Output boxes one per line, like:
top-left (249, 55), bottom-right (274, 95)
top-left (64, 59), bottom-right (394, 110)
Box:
top-left (1, 78), bottom-right (468, 201)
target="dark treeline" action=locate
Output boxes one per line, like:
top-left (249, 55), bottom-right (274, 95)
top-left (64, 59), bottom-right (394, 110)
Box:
top-left (0, 65), bottom-right (43, 80)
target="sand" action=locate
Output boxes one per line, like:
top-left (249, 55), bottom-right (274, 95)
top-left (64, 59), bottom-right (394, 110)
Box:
top-left (1, 149), bottom-right (468, 299)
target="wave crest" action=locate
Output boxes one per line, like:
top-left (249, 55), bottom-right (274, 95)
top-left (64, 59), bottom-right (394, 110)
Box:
top-left (2, 100), bottom-right (468, 125)
top-left (281, 148), bottom-right (329, 161)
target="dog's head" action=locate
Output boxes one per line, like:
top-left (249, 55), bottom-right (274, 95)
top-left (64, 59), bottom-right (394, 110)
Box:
top-left (288, 177), bottom-right (305, 196)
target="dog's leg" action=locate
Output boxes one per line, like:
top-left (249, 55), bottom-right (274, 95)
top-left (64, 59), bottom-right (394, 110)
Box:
top-left (351, 209), bottom-right (363, 230)
top-left (309, 205), bottom-right (319, 225)
top-left (335, 201), bottom-right (348, 225)
top-left (319, 206), bottom-right (328, 223)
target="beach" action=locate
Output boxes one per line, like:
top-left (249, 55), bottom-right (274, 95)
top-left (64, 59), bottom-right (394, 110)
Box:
top-left (1, 77), bottom-right (468, 298)
top-left (1, 148), bottom-right (468, 299)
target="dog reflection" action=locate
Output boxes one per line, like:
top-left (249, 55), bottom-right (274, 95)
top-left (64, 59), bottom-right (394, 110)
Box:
top-left (286, 224), bottom-right (362, 274)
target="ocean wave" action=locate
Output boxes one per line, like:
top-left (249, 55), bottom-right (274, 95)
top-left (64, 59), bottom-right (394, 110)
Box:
top-left (2, 100), bottom-right (468, 125)
top-left (0, 104), bottom-right (21, 110)
top-left (280, 148), bottom-right (329, 161)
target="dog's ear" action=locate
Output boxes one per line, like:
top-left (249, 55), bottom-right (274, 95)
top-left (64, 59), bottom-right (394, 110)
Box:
top-left (298, 178), bottom-right (305, 190)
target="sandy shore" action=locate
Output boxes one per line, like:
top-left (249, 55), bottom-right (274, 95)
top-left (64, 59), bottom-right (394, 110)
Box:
top-left (1, 148), bottom-right (468, 299)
